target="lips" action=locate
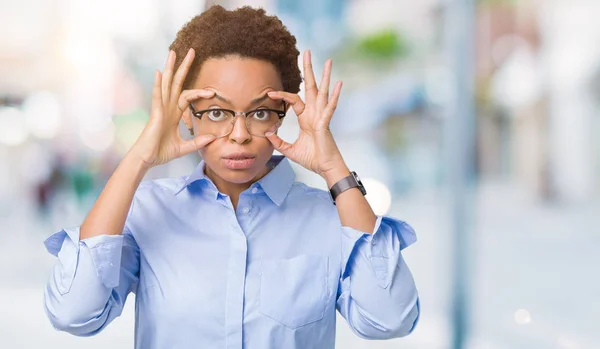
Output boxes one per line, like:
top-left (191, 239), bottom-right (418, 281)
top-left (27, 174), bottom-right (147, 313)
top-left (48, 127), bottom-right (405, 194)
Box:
top-left (223, 152), bottom-right (256, 160)
top-left (222, 153), bottom-right (256, 170)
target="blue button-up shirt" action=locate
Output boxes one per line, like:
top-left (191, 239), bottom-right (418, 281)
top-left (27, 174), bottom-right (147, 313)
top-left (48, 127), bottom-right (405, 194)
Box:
top-left (43, 155), bottom-right (419, 349)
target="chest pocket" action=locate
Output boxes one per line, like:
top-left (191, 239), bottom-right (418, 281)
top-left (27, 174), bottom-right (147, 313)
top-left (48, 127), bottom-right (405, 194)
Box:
top-left (259, 255), bottom-right (329, 329)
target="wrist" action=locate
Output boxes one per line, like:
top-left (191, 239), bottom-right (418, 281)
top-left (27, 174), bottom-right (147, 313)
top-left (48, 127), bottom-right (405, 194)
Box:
top-left (123, 150), bottom-right (153, 173)
top-left (322, 163), bottom-right (351, 189)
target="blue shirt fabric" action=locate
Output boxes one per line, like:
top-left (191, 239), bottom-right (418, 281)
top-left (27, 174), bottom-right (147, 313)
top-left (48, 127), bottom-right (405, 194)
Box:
top-left (43, 155), bottom-right (420, 349)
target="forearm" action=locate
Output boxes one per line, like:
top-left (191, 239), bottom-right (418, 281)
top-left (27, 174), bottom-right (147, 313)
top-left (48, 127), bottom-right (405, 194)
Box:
top-left (322, 163), bottom-right (377, 234)
top-left (80, 153), bottom-right (148, 240)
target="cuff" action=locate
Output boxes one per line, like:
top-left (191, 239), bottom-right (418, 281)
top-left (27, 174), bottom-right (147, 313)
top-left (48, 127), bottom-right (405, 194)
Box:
top-left (341, 216), bottom-right (417, 289)
top-left (43, 228), bottom-right (125, 291)
top-left (44, 228), bottom-right (81, 295)
top-left (81, 234), bottom-right (125, 289)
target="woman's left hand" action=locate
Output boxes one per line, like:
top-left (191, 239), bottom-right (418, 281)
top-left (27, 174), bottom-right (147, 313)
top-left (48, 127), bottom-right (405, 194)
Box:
top-left (266, 50), bottom-right (347, 179)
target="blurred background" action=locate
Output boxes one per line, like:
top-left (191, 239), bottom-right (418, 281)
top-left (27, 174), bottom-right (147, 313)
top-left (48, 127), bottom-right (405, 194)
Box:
top-left (1, 0), bottom-right (599, 348)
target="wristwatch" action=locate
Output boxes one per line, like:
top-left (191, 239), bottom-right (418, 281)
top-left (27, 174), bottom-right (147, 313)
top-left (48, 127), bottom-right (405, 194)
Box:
top-left (329, 171), bottom-right (367, 205)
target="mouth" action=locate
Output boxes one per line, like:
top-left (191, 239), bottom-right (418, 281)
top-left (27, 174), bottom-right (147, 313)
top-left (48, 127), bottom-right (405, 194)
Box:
top-left (222, 153), bottom-right (256, 170)
top-left (223, 153), bottom-right (256, 160)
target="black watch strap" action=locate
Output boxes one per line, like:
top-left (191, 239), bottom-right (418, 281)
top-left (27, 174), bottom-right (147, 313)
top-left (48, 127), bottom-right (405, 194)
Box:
top-left (329, 171), bottom-right (367, 205)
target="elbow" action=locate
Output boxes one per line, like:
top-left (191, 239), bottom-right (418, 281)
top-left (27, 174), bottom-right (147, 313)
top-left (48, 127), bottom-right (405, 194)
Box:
top-left (389, 298), bottom-right (420, 338)
top-left (351, 298), bottom-right (420, 340)
top-left (44, 304), bottom-right (104, 337)
top-left (43, 289), bottom-right (107, 337)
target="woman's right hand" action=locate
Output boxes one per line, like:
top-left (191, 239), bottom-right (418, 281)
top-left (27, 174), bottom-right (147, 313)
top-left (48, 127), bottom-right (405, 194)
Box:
top-left (129, 48), bottom-right (216, 168)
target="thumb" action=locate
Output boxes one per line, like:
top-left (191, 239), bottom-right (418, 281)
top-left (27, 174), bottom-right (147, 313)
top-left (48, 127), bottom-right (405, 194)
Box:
top-left (266, 132), bottom-right (293, 157)
top-left (179, 134), bottom-right (216, 155)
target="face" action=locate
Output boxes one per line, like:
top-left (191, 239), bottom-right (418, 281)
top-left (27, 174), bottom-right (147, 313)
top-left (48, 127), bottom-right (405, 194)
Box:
top-left (184, 56), bottom-right (286, 185)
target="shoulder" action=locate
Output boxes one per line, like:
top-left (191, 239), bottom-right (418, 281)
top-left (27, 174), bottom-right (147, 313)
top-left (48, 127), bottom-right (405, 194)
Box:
top-left (127, 176), bottom-right (188, 223)
top-left (134, 176), bottom-right (187, 200)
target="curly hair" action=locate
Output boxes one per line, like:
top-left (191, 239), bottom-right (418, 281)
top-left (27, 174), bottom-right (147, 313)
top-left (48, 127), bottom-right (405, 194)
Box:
top-left (169, 5), bottom-right (302, 94)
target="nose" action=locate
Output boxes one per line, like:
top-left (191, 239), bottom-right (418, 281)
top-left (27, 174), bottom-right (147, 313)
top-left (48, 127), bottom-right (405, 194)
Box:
top-left (228, 114), bottom-right (251, 144)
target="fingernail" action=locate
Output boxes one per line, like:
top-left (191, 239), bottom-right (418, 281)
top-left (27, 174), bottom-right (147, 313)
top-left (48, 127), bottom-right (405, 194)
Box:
top-left (267, 91), bottom-right (277, 95)
top-left (265, 131), bottom-right (275, 137)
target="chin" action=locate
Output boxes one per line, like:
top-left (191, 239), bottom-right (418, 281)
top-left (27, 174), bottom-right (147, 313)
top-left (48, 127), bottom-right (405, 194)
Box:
top-left (218, 168), bottom-right (261, 184)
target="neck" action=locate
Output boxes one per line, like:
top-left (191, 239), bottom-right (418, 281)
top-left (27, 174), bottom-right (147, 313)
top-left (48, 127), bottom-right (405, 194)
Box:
top-left (204, 164), bottom-right (271, 209)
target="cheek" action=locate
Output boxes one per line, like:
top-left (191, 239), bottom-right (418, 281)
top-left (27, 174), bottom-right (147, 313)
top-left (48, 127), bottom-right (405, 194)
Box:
top-left (255, 140), bottom-right (275, 158)
top-left (198, 142), bottom-right (218, 162)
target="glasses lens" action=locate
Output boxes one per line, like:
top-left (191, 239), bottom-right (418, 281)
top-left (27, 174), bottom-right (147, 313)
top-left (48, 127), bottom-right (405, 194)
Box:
top-left (197, 109), bottom-right (235, 138)
top-left (246, 110), bottom-right (283, 137)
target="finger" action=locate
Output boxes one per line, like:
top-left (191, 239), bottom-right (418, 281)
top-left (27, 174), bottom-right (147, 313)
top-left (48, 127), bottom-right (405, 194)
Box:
top-left (177, 89), bottom-right (216, 113)
top-left (317, 59), bottom-right (332, 110)
top-left (170, 48), bottom-right (195, 105)
top-left (265, 132), bottom-right (293, 157)
top-left (323, 81), bottom-right (342, 124)
top-left (303, 50), bottom-right (318, 105)
top-left (151, 70), bottom-right (164, 120)
top-left (161, 50), bottom-right (175, 106)
top-left (178, 134), bottom-right (216, 156)
top-left (267, 91), bottom-right (305, 116)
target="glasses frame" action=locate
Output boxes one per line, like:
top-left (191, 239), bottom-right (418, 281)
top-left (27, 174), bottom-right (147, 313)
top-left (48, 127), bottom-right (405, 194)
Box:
top-left (188, 102), bottom-right (288, 138)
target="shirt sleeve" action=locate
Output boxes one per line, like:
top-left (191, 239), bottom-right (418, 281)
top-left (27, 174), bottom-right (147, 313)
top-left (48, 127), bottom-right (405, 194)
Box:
top-left (336, 216), bottom-right (420, 340)
top-left (43, 224), bottom-right (140, 336)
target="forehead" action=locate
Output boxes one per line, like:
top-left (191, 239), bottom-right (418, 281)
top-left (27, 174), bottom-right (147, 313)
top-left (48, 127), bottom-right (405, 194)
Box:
top-left (191, 56), bottom-right (283, 97)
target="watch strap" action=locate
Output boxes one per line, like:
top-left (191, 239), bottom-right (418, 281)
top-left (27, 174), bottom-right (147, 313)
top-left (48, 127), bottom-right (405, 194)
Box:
top-left (329, 171), bottom-right (366, 204)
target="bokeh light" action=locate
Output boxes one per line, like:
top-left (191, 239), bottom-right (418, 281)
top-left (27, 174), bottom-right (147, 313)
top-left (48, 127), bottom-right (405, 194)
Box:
top-left (363, 177), bottom-right (393, 215)
top-left (22, 92), bottom-right (62, 139)
top-left (0, 107), bottom-right (28, 146)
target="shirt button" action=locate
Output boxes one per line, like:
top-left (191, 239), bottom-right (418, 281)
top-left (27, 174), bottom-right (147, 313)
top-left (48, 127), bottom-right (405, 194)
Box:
top-left (242, 207), bottom-right (250, 214)
top-left (251, 187), bottom-right (258, 194)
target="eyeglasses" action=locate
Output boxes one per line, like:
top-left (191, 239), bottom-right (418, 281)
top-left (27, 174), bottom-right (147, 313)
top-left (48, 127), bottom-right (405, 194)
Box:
top-left (188, 102), bottom-right (287, 138)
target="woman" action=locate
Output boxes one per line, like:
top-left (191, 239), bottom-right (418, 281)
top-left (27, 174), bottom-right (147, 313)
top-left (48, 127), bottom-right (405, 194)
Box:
top-left (43, 5), bottom-right (419, 349)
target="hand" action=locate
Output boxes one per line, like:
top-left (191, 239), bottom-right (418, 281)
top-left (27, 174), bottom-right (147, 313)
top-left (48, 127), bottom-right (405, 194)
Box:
top-left (266, 50), bottom-right (347, 178)
top-left (129, 48), bottom-right (217, 168)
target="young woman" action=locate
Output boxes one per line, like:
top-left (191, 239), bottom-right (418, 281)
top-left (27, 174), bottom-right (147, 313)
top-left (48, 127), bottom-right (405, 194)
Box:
top-left (43, 5), bottom-right (419, 349)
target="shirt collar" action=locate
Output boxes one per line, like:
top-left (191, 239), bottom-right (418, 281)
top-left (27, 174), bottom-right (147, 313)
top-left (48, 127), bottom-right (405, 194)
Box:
top-left (174, 155), bottom-right (296, 206)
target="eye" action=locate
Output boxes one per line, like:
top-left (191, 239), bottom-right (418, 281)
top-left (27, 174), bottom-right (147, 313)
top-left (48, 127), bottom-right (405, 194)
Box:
top-left (252, 109), bottom-right (272, 121)
top-left (207, 109), bottom-right (228, 121)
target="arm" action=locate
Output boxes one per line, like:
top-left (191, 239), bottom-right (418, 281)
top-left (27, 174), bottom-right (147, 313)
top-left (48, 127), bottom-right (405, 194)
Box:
top-left (265, 50), bottom-right (419, 340)
top-left (79, 155), bottom-right (148, 240)
top-left (43, 48), bottom-right (216, 335)
top-left (43, 227), bottom-right (140, 336)
top-left (324, 167), bottom-right (420, 340)
top-left (43, 150), bottom-right (148, 335)
top-left (43, 153), bottom-right (146, 335)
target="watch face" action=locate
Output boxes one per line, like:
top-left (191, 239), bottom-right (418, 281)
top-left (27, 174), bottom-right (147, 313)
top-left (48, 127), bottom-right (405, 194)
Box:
top-left (351, 171), bottom-right (367, 195)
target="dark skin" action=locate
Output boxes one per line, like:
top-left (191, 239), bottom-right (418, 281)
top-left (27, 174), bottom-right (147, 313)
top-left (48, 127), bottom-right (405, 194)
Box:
top-left (80, 48), bottom-right (376, 241)
top-left (182, 56), bottom-right (285, 208)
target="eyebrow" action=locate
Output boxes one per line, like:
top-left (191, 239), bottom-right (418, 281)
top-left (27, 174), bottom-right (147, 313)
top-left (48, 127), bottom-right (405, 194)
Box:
top-left (214, 93), bottom-right (270, 107)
